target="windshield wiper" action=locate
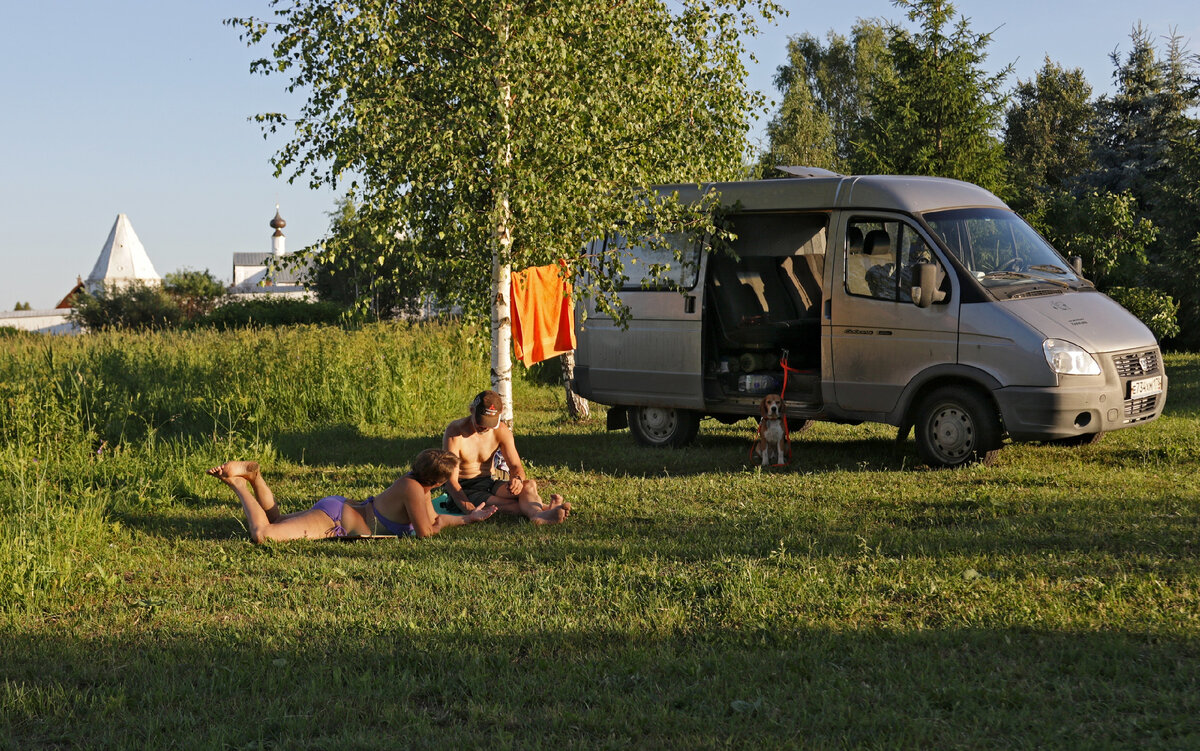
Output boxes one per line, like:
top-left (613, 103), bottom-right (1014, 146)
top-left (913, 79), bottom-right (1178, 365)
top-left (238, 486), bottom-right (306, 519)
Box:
top-left (1029, 264), bottom-right (1068, 275)
top-left (1009, 287), bottom-right (1066, 299)
top-left (982, 271), bottom-right (1033, 280)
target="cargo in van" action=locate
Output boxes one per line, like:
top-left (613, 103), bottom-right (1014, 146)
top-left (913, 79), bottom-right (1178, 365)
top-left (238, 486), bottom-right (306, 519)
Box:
top-left (573, 173), bottom-right (1167, 467)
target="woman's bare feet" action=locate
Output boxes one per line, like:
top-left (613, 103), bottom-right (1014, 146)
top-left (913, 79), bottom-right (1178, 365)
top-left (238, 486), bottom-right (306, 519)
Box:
top-left (206, 461), bottom-right (261, 485)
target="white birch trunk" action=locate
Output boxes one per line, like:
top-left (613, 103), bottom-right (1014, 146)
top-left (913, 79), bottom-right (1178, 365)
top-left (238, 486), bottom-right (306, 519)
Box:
top-left (491, 222), bottom-right (513, 423)
top-left (491, 14), bottom-right (515, 424)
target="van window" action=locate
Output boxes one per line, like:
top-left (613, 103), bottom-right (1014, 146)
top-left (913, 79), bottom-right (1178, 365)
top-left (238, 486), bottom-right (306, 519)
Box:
top-left (925, 208), bottom-right (1080, 291)
top-left (845, 218), bottom-right (946, 303)
top-left (602, 233), bottom-right (701, 290)
top-left (722, 212), bottom-right (827, 315)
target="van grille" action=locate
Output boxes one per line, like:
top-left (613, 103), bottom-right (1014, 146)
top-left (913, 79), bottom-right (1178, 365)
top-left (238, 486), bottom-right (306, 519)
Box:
top-left (1124, 393), bottom-right (1159, 422)
top-left (1113, 350), bottom-right (1160, 377)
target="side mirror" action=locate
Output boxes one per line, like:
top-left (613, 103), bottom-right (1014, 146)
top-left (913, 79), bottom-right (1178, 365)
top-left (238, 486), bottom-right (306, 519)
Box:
top-left (1069, 255), bottom-right (1083, 277)
top-left (911, 263), bottom-right (946, 308)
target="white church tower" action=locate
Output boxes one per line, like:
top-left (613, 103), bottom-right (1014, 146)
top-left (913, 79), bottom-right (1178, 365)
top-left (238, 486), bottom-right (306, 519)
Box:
top-left (85, 214), bottom-right (161, 293)
top-left (271, 206), bottom-right (286, 257)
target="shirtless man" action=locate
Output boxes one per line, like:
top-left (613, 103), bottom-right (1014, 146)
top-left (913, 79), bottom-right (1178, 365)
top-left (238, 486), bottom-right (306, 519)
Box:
top-left (442, 390), bottom-right (569, 525)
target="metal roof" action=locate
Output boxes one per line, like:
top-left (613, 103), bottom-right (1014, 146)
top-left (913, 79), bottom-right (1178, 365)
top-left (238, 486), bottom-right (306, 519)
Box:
top-left (659, 175), bottom-right (1009, 216)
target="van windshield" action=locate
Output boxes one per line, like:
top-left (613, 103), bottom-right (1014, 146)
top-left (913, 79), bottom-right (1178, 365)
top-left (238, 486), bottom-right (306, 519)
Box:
top-left (924, 208), bottom-right (1086, 297)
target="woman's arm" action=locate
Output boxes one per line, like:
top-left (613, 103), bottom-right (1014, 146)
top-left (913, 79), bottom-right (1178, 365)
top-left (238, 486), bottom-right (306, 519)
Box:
top-left (404, 481), bottom-right (494, 538)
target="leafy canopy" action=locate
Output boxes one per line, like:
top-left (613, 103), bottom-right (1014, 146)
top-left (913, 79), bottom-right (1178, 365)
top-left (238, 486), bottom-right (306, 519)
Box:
top-left (228, 0), bottom-right (780, 324)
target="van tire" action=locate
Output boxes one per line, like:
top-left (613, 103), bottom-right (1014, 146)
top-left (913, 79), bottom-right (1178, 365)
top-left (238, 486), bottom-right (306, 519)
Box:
top-left (629, 406), bottom-right (700, 448)
top-left (914, 386), bottom-right (1001, 468)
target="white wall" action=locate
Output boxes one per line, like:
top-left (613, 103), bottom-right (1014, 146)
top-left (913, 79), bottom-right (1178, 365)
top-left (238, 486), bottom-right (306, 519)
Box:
top-left (0, 309), bottom-right (79, 334)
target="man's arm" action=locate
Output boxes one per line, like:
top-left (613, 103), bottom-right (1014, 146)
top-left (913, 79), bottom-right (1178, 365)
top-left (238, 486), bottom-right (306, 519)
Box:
top-left (496, 425), bottom-right (528, 495)
top-left (441, 431), bottom-right (475, 512)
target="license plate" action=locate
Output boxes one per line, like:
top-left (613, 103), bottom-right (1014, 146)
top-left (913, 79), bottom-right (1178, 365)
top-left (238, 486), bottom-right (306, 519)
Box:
top-left (1128, 376), bottom-right (1162, 399)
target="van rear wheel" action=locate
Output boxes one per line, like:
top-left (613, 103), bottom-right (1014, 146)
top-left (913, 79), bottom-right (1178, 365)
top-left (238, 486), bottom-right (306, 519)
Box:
top-left (914, 386), bottom-right (1001, 468)
top-left (629, 406), bottom-right (700, 448)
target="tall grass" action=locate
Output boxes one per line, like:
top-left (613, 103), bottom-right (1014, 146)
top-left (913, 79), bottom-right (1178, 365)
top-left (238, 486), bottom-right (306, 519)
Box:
top-left (0, 322), bottom-right (490, 443)
top-left (0, 321), bottom-right (491, 615)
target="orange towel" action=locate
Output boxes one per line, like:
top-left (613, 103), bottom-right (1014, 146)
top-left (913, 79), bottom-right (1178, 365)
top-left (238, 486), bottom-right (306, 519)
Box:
top-left (511, 263), bottom-right (576, 366)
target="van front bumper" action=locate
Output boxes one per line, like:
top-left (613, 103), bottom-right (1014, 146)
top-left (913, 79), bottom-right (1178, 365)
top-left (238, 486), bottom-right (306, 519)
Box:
top-left (993, 348), bottom-right (1167, 441)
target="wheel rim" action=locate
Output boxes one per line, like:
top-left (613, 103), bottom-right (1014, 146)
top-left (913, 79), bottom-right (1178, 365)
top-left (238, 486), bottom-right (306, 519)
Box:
top-left (927, 403), bottom-right (975, 461)
top-left (637, 407), bottom-right (678, 442)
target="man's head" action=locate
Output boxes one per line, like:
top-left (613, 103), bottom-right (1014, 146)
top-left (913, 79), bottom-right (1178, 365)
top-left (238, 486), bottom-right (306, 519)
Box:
top-left (411, 448), bottom-right (459, 487)
top-left (470, 390), bottom-right (502, 430)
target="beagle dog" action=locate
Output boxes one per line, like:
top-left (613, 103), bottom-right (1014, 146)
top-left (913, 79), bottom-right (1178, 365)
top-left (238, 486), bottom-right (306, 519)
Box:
top-left (752, 393), bottom-right (789, 466)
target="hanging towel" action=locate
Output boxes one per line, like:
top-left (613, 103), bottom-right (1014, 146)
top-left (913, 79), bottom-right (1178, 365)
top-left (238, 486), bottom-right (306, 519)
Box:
top-left (511, 263), bottom-right (576, 366)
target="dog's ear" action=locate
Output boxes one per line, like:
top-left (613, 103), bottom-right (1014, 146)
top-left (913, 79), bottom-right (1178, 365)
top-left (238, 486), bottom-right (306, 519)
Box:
top-left (759, 395), bottom-right (769, 415)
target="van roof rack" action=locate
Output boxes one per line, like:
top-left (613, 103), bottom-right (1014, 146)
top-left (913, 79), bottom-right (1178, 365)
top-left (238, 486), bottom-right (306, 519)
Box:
top-left (773, 166), bottom-right (843, 178)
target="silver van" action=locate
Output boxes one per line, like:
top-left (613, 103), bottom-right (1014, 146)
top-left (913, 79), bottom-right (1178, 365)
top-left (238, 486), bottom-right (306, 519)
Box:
top-left (573, 174), bottom-right (1167, 467)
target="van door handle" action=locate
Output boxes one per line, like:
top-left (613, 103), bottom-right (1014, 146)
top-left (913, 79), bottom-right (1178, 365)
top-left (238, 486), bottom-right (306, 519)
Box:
top-left (685, 295), bottom-right (696, 314)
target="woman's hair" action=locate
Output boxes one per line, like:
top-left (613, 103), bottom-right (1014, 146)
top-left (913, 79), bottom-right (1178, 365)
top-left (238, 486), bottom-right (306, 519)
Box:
top-left (410, 448), bottom-right (459, 487)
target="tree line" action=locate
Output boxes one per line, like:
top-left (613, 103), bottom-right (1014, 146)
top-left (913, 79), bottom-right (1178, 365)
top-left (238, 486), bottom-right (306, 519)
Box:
top-left (62, 1), bottom-right (1200, 367)
top-left (759, 0), bottom-right (1200, 347)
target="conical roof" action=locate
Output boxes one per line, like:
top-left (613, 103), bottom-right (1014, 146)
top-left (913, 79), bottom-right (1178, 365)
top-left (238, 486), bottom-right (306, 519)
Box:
top-left (86, 214), bottom-right (161, 290)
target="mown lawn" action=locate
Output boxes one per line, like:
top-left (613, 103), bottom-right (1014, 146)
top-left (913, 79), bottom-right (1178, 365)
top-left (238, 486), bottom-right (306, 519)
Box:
top-left (1, 326), bottom-right (1197, 749)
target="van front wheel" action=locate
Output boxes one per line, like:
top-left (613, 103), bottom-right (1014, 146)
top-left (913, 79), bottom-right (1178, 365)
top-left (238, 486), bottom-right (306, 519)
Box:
top-left (629, 406), bottom-right (700, 448)
top-left (914, 386), bottom-right (1001, 468)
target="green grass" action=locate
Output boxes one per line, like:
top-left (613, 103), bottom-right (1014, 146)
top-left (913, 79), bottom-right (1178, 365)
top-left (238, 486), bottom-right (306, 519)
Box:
top-left (1, 325), bottom-right (1197, 749)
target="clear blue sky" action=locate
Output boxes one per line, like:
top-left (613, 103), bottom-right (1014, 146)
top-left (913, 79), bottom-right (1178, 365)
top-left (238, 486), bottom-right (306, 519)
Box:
top-left (2, 1), bottom-right (1197, 309)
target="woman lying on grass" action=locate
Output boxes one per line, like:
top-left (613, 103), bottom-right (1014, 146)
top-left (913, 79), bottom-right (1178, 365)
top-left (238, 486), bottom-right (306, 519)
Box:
top-left (206, 448), bottom-right (496, 542)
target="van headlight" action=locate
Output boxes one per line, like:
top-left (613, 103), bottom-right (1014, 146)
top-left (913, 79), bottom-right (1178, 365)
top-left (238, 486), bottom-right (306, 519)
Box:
top-left (1043, 339), bottom-right (1101, 375)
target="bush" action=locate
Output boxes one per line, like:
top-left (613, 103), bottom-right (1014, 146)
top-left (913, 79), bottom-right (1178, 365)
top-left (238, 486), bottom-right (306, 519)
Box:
top-left (68, 282), bottom-right (182, 331)
top-left (163, 268), bottom-right (227, 319)
top-left (189, 297), bottom-right (348, 329)
top-left (1106, 286), bottom-right (1181, 342)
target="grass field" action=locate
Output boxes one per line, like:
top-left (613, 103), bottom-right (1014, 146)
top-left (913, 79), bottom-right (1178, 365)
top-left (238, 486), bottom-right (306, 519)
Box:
top-left (2, 324), bottom-right (1197, 749)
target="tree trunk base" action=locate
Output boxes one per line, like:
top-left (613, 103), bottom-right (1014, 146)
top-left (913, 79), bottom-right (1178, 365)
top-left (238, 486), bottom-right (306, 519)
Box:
top-left (561, 351), bottom-right (590, 420)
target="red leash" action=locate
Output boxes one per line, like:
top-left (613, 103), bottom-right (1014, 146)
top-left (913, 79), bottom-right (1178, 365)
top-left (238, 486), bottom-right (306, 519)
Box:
top-left (748, 350), bottom-right (803, 465)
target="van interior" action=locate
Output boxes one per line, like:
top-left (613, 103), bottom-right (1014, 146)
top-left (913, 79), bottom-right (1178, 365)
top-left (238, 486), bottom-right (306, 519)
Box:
top-left (703, 212), bottom-right (828, 411)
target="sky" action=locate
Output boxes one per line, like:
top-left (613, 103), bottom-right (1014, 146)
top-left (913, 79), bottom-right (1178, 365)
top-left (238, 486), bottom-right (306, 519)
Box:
top-left (2, 1), bottom-right (1198, 310)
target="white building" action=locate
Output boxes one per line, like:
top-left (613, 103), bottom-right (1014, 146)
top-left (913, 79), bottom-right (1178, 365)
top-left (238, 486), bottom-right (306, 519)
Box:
top-left (0, 213), bottom-right (160, 335)
top-left (86, 214), bottom-right (162, 292)
top-left (229, 207), bottom-right (313, 299)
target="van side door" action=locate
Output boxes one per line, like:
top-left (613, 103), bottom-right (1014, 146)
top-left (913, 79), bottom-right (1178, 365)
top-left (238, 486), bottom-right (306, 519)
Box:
top-left (829, 213), bottom-right (959, 415)
top-left (574, 233), bottom-right (707, 409)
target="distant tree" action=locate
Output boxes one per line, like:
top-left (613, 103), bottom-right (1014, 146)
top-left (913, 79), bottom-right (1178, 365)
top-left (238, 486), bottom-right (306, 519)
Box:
top-left (760, 20), bottom-right (893, 173)
top-left (758, 49), bottom-right (836, 171)
top-left (68, 283), bottom-right (182, 332)
top-left (13, 302), bottom-right (31, 311)
top-left (229, 0), bottom-right (780, 419)
top-left (1154, 117), bottom-right (1200, 348)
top-left (1086, 27), bottom-right (1200, 348)
top-left (1039, 190), bottom-right (1157, 289)
top-left (163, 268), bottom-right (227, 320)
top-left (310, 198), bottom-right (426, 319)
top-left (1087, 27), bottom-right (1197, 214)
top-left (854, 0), bottom-right (1010, 193)
top-left (1003, 59), bottom-right (1096, 216)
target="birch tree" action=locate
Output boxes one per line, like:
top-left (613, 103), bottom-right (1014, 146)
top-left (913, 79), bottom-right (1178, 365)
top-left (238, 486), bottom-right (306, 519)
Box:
top-left (229, 0), bottom-right (778, 420)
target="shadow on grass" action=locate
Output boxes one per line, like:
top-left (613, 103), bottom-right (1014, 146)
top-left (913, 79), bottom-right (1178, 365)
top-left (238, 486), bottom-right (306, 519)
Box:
top-left (113, 494), bottom-right (1200, 571)
top-left (109, 512), bottom-right (243, 542)
top-left (3, 625), bottom-right (1197, 748)
top-left (267, 423), bottom-right (913, 476)
top-left (272, 425), bottom-right (443, 468)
